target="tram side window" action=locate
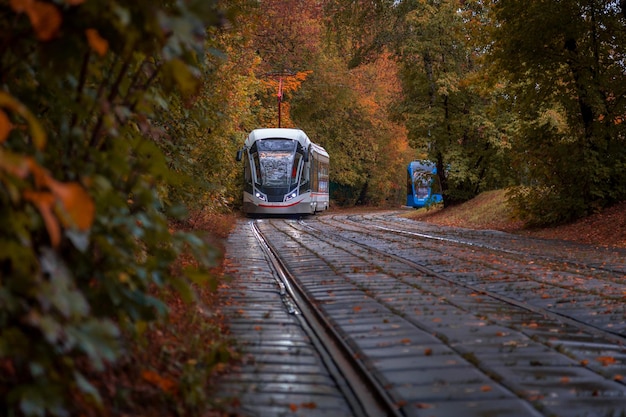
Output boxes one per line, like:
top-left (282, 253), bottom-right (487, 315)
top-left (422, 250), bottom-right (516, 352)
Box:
top-left (252, 152), bottom-right (261, 185)
top-left (308, 153), bottom-right (329, 193)
top-left (318, 161), bottom-right (329, 193)
top-left (244, 153), bottom-right (252, 184)
top-left (300, 153), bottom-right (310, 185)
top-left (311, 157), bottom-right (319, 191)
top-left (292, 153), bottom-right (302, 186)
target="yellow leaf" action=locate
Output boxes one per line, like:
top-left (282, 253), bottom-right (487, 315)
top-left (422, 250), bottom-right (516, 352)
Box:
top-left (85, 28), bottom-right (108, 57)
top-left (0, 91), bottom-right (46, 149)
top-left (0, 149), bottom-right (30, 180)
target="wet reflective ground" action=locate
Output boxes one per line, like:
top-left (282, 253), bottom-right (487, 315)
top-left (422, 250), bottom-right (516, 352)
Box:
top-left (219, 211), bottom-right (626, 417)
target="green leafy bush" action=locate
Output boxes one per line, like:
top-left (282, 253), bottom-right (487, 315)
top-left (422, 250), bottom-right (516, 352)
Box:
top-left (0, 1), bottom-right (230, 415)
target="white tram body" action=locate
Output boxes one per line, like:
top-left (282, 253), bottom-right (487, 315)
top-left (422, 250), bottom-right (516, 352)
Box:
top-left (237, 128), bottom-right (330, 215)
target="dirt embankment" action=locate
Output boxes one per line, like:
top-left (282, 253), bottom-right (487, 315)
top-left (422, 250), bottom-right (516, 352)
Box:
top-left (401, 190), bottom-right (626, 249)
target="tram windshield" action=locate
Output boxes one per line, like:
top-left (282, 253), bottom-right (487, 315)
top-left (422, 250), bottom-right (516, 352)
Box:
top-left (412, 170), bottom-right (432, 198)
top-left (254, 139), bottom-right (298, 188)
top-left (409, 161), bottom-right (439, 198)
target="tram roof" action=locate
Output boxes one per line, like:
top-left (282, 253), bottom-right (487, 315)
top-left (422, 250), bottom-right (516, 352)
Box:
top-left (246, 128), bottom-right (311, 147)
top-left (409, 160), bottom-right (437, 172)
top-left (245, 128), bottom-right (328, 158)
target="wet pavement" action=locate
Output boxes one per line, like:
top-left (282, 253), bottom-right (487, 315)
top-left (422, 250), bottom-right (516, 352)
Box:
top-left (218, 212), bottom-right (626, 417)
top-left (219, 221), bottom-right (355, 417)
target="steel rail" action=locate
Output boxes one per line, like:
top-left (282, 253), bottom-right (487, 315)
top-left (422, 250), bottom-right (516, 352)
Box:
top-left (250, 221), bottom-right (403, 417)
top-left (298, 218), bottom-right (626, 346)
top-left (342, 213), bottom-right (626, 276)
top-left (319, 214), bottom-right (626, 296)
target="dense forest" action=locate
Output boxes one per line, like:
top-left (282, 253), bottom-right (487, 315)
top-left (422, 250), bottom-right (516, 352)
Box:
top-left (1, 0), bottom-right (625, 415)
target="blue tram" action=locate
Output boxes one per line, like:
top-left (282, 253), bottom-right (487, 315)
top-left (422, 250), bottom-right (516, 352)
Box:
top-left (406, 160), bottom-right (443, 208)
top-left (236, 128), bottom-right (330, 215)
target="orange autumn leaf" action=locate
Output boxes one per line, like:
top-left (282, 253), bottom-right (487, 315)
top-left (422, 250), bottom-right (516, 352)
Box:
top-left (141, 370), bottom-right (178, 394)
top-left (424, 348), bottom-right (433, 356)
top-left (23, 190), bottom-right (60, 247)
top-left (352, 306), bottom-right (362, 312)
top-left (480, 385), bottom-right (492, 392)
top-left (560, 376), bottom-right (570, 384)
top-left (0, 110), bottom-right (12, 143)
top-left (85, 28), bottom-right (108, 56)
top-left (400, 338), bottom-right (411, 345)
top-left (301, 402), bottom-right (317, 409)
top-left (11, 0), bottom-right (62, 41)
top-left (26, 157), bottom-right (50, 188)
top-left (289, 403), bottom-right (298, 412)
top-left (614, 374), bottom-right (623, 382)
top-left (47, 179), bottom-right (95, 230)
top-left (9, 0), bottom-right (29, 12)
top-left (597, 356), bottom-right (617, 366)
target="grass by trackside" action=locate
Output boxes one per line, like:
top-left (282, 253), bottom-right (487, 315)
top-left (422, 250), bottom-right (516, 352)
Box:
top-left (403, 189), bottom-right (524, 232)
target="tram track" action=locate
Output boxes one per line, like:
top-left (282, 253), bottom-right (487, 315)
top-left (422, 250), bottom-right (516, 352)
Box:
top-left (249, 215), bottom-right (626, 416)
top-left (313, 214), bottom-right (626, 334)
top-left (344, 212), bottom-right (626, 276)
top-left (250, 220), bottom-right (403, 417)
top-left (297, 218), bottom-right (626, 347)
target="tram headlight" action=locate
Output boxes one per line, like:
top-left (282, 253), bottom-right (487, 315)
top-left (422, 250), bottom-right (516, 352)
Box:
top-left (255, 192), bottom-right (267, 201)
top-left (284, 192), bottom-right (297, 202)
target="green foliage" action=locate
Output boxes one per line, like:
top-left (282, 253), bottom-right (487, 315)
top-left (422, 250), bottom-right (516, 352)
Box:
top-left (391, 0), bottom-right (514, 206)
top-left (490, 0), bottom-right (626, 224)
top-left (0, 1), bottom-right (233, 415)
top-left (160, 8), bottom-right (264, 213)
top-left (507, 185), bottom-right (587, 227)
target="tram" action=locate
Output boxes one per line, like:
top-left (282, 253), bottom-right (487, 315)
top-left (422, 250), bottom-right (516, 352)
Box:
top-left (236, 128), bottom-right (330, 215)
top-left (406, 160), bottom-right (443, 208)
